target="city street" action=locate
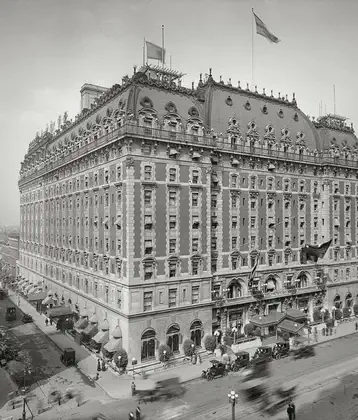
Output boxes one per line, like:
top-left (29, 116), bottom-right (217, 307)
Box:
top-left (0, 296), bottom-right (110, 415)
top-left (38, 332), bottom-right (358, 420)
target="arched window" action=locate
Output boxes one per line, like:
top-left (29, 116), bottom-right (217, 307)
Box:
top-left (141, 329), bottom-right (156, 362)
top-left (264, 276), bottom-right (277, 292)
top-left (190, 320), bottom-right (203, 347)
top-left (345, 293), bottom-right (353, 308)
top-left (296, 272), bottom-right (308, 288)
top-left (227, 279), bottom-right (242, 299)
top-left (333, 294), bottom-right (342, 309)
top-left (166, 324), bottom-right (180, 353)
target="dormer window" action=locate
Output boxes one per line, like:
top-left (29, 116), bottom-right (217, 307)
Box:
top-left (144, 165), bottom-right (152, 180)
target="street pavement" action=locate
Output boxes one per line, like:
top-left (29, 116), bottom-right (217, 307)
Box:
top-left (32, 332), bottom-right (358, 420)
top-left (0, 296), bottom-right (111, 419)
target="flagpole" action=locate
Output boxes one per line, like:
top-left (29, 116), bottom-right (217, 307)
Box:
top-left (143, 37), bottom-right (146, 66)
top-left (252, 8), bottom-right (254, 88)
top-left (162, 24), bottom-right (165, 67)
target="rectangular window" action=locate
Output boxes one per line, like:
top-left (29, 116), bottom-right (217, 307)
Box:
top-left (192, 215), bottom-right (200, 229)
top-left (144, 265), bottom-right (153, 280)
top-left (250, 217), bottom-right (256, 228)
top-left (192, 170), bottom-right (199, 184)
top-left (192, 238), bottom-right (199, 252)
top-left (144, 190), bottom-right (152, 205)
top-left (232, 236), bottom-right (237, 249)
top-left (144, 166), bottom-right (152, 180)
top-left (169, 262), bottom-right (177, 278)
top-left (192, 286), bottom-right (199, 304)
top-left (145, 239), bottom-right (153, 254)
top-left (169, 289), bottom-right (177, 307)
top-left (169, 190), bottom-right (177, 205)
top-left (232, 216), bottom-right (237, 229)
top-left (211, 195), bottom-right (217, 208)
top-left (169, 168), bottom-right (177, 182)
top-left (169, 215), bottom-right (176, 229)
top-left (192, 261), bottom-right (199, 275)
top-left (250, 201), bottom-right (256, 210)
top-left (211, 237), bottom-right (217, 250)
top-left (231, 196), bottom-right (237, 208)
top-left (231, 175), bottom-right (237, 188)
top-left (117, 289), bottom-right (122, 308)
top-left (192, 192), bottom-right (199, 207)
top-left (143, 291), bottom-right (153, 311)
top-left (144, 215), bottom-right (153, 229)
top-left (169, 238), bottom-right (176, 253)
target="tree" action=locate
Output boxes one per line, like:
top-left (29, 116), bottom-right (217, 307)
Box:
top-left (113, 349), bottom-right (128, 371)
top-left (244, 323), bottom-right (255, 337)
top-left (313, 308), bottom-right (322, 323)
top-left (204, 335), bottom-right (217, 352)
top-left (183, 339), bottom-right (195, 357)
top-left (342, 307), bottom-right (351, 318)
top-left (353, 303), bottom-right (358, 316)
top-left (335, 308), bottom-right (342, 320)
top-left (158, 344), bottom-right (172, 363)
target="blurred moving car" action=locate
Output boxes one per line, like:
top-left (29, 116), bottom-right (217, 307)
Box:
top-left (291, 344), bottom-right (316, 359)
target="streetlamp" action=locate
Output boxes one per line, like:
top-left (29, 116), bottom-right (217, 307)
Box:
top-left (232, 327), bottom-right (238, 344)
top-left (320, 308), bottom-right (326, 324)
top-left (228, 390), bottom-right (239, 420)
top-left (332, 306), bottom-right (336, 320)
top-left (214, 329), bottom-right (221, 346)
top-left (307, 320), bottom-right (311, 344)
top-left (131, 357), bottom-right (137, 379)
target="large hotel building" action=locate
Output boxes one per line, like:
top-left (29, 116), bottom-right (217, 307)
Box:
top-left (18, 65), bottom-right (358, 366)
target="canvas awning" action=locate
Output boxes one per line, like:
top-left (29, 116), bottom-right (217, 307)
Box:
top-left (42, 296), bottom-right (55, 306)
top-left (47, 306), bottom-right (73, 318)
top-left (169, 148), bottom-right (178, 156)
top-left (232, 158), bottom-right (240, 166)
top-left (28, 291), bottom-right (47, 302)
top-left (277, 319), bottom-right (305, 335)
top-left (250, 312), bottom-right (285, 326)
top-left (28, 286), bottom-right (39, 295)
top-left (74, 317), bottom-right (88, 330)
top-left (92, 330), bottom-right (109, 344)
top-left (89, 314), bottom-right (98, 323)
top-left (192, 152), bottom-right (201, 159)
top-left (285, 308), bottom-right (307, 321)
top-left (104, 338), bottom-right (122, 353)
top-left (82, 323), bottom-right (98, 337)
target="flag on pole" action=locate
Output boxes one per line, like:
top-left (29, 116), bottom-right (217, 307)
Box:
top-left (300, 239), bottom-right (332, 263)
top-left (249, 253), bottom-right (260, 283)
top-left (253, 12), bottom-right (280, 43)
top-left (146, 41), bottom-right (165, 62)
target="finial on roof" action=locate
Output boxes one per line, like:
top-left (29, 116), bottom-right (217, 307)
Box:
top-left (178, 79), bottom-right (182, 87)
top-left (200, 73), bottom-right (202, 82)
top-left (228, 78), bottom-right (232, 86)
top-left (192, 82), bottom-right (194, 90)
top-left (285, 94), bottom-right (288, 101)
top-left (351, 122), bottom-right (354, 129)
top-left (198, 73), bottom-right (203, 88)
top-left (220, 75), bottom-right (223, 84)
top-left (278, 92), bottom-right (281, 99)
top-left (255, 85), bottom-right (258, 93)
top-left (271, 90), bottom-right (273, 97)
top-left (246, 83), bottom-right (250, 91)
top-left (133, 65), bottom-right (137, 74)
top-left (209, 68), bottom-right (212, 76)
top-left (292, 92), bottom-right (296, 104)
top-left (263, 88), bottom-right (266, 95)
top-left (238, 81), bottom-right (241, 89)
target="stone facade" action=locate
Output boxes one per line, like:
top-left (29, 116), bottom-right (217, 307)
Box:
top-left (17, 66), bottom-right (358, 365)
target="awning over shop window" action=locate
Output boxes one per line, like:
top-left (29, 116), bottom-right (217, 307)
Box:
top-left (42, 296), bottom-right (55, 306)
top-left (92, 330), bottom-right (109, 344)
top-left (250, 312), bottom-right (285, 326)
top-left (74, 317), bottom-right (88, 330)
top-left (232, 158), bottom-right (240, 166)
top-left (83, 323), bottom-right (98, 337)
top-left (192, 152), bottom-right (201, 159)
top-left (169, 148), bottom-right (178, 156)
top-left (104, 338), bottom-right (122, 353)
top-left (89, 314), bottom-right (98, 323)
top-left (277, 319), bottom-right (304, 335)
top-left (28, 286), bottom-right (40, 295)
top-left (28, 291), bottom-right (47, 302)
top-left (47, 306), bottom-right (73, 318)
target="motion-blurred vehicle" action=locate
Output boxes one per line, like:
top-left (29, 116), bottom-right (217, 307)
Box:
top-left (201, 360), bottom-right (228, 380)
top-left (291, 344), bottom-right (315, 360)
top-left (60, 347), bottom-right (76, 366)
top-left (21, 314), bottom-right (33, 324)
top-left (252, 346), bottom-right (273, 362)
top-left (135, 376), bottom-right (185, 403)
top-left (231, 351), bottom-right (251, 372)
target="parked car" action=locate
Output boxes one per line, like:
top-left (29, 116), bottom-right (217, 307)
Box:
top-left (272, 342), bottom-right (290, 359)
top-left (202, 360), bottom-right (228, 380)
top-left (252, 346), bottom-right (273, 362)
top-left (60, 348), bottom-right (76, 366)
top-left (22, 314), bottom-right (33, 324)
top-left (231, 351), bottom-right (250, 372)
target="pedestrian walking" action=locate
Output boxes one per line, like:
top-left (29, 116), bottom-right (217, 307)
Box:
top-left (50, 318), bottom-right (53, 326)
top-left (136, 406), bottom-right (141, 420)
top-left (290, 401), bottom-right (296, 419)
top-left (287, 403), bottom-right (294, 420)
top-left (97, 359), bottom-right (101, 372)
top-left (17, 297), bottom-right (20, 306)
top-left (131, 382), bottom-right (136, 396)
top-left (129, 412), bottom-right (134, 420)
top-left (45, 318), bottom-right (48, 327)
top-left (101, 359), bottom-right (106, 371)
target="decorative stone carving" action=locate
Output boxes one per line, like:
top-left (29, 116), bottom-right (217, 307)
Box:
top-left (227, 116), bottom-right (244, 143)
top-left (126, 157), bottom-right (135, 168)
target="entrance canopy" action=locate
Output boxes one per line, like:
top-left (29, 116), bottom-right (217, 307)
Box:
top-left (28, 291), bottom-right (46, 302)
top-left (277, 319), bottom-right (304, 335)
top-left (285, 308), bottom-right (307, 322)
top-left (47, 306), bottom-right (73, 318)
top-left (250, 312), bottom-right (285, 327)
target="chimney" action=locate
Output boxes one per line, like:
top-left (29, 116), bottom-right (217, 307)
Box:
top-left (80, 84), bottom-right (109, 112)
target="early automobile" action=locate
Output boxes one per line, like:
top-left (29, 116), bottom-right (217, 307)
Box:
top-left (231, 351), bottom-right (250, 372)
top-left (291, 344), bottom-right (315, 360)
top-left (252, 346), bottom-right (273, 362)
top-left (272, 342), bottom-right (290, 360)
top-left (5, 307), bottom-right (16, 322)
top-left (201, 360), bottom-right (228, 380)
top-left (135, 376), bottom-right (185, 403)
top-left (22, 314), bottom-right (33, 324)
top-left (60, 347), bottom-right (76, 366)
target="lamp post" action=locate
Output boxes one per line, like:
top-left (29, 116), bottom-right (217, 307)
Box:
top-left (320, 307), bottom-right (326, 324)
top-left (307, 320), bottom-right (311, 344)
top-left (131, 357), bottom-right (137, 379)
top-left (228, 390), bottom-right (239, 420)
top-left (214, 329), bottom-right (221, 346)
top-left (232, 327), bottom-right (238, 345)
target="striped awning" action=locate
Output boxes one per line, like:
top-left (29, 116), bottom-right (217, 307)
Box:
top-left (83, 323), bottom-right (98, 337)
top-left (74, 317), bottom-right (88, 331)
top-left (92, 330), bottom-right (109, 344)
top-left (104, 338), bottom-right (121, 353)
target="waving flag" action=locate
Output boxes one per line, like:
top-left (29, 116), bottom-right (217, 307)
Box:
top-left (253, 12), bottom-right (280, 44)
top-left (146, 41), bottom-right (165, 62)
top-left (300, 239), bottom-right (332, 263)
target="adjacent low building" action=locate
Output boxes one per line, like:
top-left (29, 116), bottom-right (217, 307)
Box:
top-left (17, 65), bottom-right (358, 366)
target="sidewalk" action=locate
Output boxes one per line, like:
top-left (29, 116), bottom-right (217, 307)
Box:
top-left (7, 292), bottom-right (133, 400)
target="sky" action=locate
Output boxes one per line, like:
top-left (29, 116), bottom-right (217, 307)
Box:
top-left (0, 0), bottom-right (357, 225)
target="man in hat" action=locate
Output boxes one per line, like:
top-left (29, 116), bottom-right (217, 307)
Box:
top-left (289, 399), bottom-right (296, 419)
top-left (136, 405), bottom-right (141, 420)
top-left (131, 381), bottom-right (136, 397)
top-left (287, 402), bottom-right (294, 420)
